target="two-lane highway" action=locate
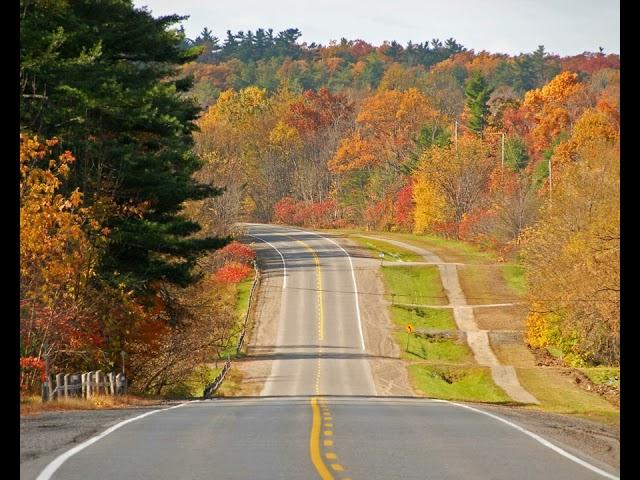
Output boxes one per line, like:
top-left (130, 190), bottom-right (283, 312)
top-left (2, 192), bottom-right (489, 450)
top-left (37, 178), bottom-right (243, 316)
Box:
top-left (250, 225), bottom-right (376, 398)
top-left (32, 224), bottom-right (620, 480)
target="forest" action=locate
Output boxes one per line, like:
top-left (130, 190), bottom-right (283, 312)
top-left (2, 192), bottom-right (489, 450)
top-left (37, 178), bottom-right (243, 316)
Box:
top-left (187, 27), bottom-right (619, 367)
top-left (20, 0), bottom-right (619, 398)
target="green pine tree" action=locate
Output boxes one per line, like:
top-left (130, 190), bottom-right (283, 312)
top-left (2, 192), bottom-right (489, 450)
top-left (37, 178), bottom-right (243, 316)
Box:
top-left (464, 71), bottom-right (493, 137)
top-left (20, 0), bottom-right (227, 293)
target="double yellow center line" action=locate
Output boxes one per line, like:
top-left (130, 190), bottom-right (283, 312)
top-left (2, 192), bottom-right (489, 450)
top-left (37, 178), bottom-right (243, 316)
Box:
top-left (282, 234), bottom-right (350, 479)
top-left (287, 236), bottom-right (325, 342)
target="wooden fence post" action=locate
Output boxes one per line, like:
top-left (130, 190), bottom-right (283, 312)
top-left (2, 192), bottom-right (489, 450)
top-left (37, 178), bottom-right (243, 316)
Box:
top-left (86, 371), bottom-right (94, 398)
top-left (55, 373), bottom-right (64, 400)
top-left (95, 371), bottom-right (103, 395)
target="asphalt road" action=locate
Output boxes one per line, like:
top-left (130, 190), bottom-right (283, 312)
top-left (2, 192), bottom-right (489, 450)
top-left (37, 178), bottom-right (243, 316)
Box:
top-left (33, 224), bottom-right (620, 480)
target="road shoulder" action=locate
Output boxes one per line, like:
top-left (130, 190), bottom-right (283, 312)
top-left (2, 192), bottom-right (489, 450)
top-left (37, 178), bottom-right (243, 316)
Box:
top-left (20, 404), bottom-right (171, 480)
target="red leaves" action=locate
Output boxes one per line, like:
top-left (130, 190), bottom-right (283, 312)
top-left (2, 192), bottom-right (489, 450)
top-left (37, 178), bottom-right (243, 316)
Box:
top-left (286, 88), bottom-right (353, 135)
top-left (393, 182), bottom-right (414, 231)
top-left (560, 53), bottom-right (620, 75)
top-left (20, 357), bottom-right (46, 386)
top-left (214, 262), bottom-right (253, 283)
top-left (218, 241), bottom-right (256, 263)
top-left (273, 196), bottom-right (298, 224)
top-left (273, 197), bottom-right (338, 228)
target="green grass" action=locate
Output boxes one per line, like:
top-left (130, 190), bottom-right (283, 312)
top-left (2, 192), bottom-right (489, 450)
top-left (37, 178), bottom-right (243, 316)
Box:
top-left (546, 346), bottom-right (564, 359)
top-left (516, 367), bottom-right (619, 423)
top-left (164, 365), bottom-right (220, 399)
top-left (389, 305), bottom-right (456, 330)
top-left (579, 367), bottom-right (620, 388)
top-left (408, 364), bottom-right (512, 403)
top-left (350, 236), bottom-right (422, 262)
top-left (221, 275), bottom-right (256, 359)
top-left (235, 277), bottom-right (254, 320)
top-left (381, 265), bottom-right (448, 305)
top-left (395, 331), bottom-right (471, 363)
top-left (383, 232), bottom-right (493, 264)
top-left (502, 264), bottom-right (527, 297)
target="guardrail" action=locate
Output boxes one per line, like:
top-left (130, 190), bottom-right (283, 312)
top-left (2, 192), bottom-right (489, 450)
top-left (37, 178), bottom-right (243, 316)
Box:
top-left (203, 258), bottom-right (260, 399)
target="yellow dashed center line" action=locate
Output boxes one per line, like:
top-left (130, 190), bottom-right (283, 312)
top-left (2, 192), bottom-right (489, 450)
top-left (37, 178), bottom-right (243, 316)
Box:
top-left (285, 235), bottom-right (351, 480)
top-left (309, 397), bottom-right (334, 480)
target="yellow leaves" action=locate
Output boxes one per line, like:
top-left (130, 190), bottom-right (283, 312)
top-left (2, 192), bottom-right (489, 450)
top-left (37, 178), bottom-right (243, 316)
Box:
top-left (412, 175), bottom-right (447, 234)
top-left (521, 139), bottom-right (619, 364)
top-left (525, 306), bottom-right (557, 349)
top-left (552, 108), bottom-right (619, 166)
top-left (20, 135), bottom-right (106, 306)
top-left (357, 88), bottom-right (435, 128)
top-left (377, 63), bottom-right (421, 91)
top-left (268, 120), bottom-right (300, 149)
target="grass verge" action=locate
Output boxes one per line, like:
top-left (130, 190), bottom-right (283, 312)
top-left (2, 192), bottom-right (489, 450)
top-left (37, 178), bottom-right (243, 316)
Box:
top-left (215, 367), bottom-right (244, 397)
top-left (221, 274), bottom-right (256, 359)
top-left (20, 394), bottom-right (160, 416)
top-left (578, 367), bottom-right (620, 388)
top-left (350, 236), bottom-right (422, 262)
top-left (381, 265), bottom-right (447, 305)
top-left (395, 331), bottom-right (471, 363)
top-left (516, 367), bottom-right (620, 423)
top-left (390, 304), bottom-right (456, 330)
top-left (378, 257), bottom-right (507, 402)
top-left (408, 364), bottom-right (512, 403)
top-left (376, 232), bottom-right (493, 265)
top-left (502, 264), bottom-right (527, 297)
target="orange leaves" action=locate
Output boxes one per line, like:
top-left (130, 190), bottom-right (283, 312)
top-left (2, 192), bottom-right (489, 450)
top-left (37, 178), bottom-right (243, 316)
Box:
top-left (20, 357), bottom-right (46, 390)
top-left (329, 88), bottom-right (437, 173)
top-left (355, 88), bottom-right (434, 134)
top-left (522, 71), bottom-right (587, 155)
top-left (329, 132), bottom-right (377, 173)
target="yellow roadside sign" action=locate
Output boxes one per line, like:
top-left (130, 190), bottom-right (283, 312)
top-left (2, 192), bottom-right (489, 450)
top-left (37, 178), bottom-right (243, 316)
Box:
top-left (406, 324), bottom-right (414, 333)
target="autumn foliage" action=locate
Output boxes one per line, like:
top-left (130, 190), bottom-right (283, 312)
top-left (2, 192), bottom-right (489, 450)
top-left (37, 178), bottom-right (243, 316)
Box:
top-left (214, 262), bottom-right (254, 283)
top-left (20, 5), bottom-right (620, 398)
top-left (273, 196), bottom-right (338, 228)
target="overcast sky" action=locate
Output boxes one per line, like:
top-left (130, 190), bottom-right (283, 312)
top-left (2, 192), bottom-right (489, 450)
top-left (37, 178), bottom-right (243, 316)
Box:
top-left (132, 0), bottom-right (619, 56)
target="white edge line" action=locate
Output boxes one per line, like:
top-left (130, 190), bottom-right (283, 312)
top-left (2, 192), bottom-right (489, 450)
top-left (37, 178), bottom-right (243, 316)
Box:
top-left (247, 233), bottom-right (287, 289)
top-left (36, 401), bottom-right (199, 480)
top-left (432, 399), bottom-right (619, 479)
top-left (294, 229), bottom-right (365, 352)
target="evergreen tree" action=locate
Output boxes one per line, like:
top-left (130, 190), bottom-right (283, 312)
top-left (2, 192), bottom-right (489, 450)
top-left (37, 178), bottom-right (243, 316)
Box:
top-left (20, 0), bottom-right (226, 293)
top-left (464, 72), bottom-right (494, 136)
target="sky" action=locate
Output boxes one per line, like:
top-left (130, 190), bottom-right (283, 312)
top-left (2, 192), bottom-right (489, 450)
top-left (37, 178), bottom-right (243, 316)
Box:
top-left (132, 0), bottom-right (620, 56)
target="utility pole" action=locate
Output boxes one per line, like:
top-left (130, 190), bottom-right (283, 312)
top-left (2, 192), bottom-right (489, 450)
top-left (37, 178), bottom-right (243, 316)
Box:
top-left (121, 350), bottom-right (126, 376)
top-left (501, 132), bottom-right (505, 171)
top-left (548, 156), bottom-right (552, 206)
top-left (454, 120), bottom-right (458, 151)
top-left (42, 340), bottom-right (50, 402)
